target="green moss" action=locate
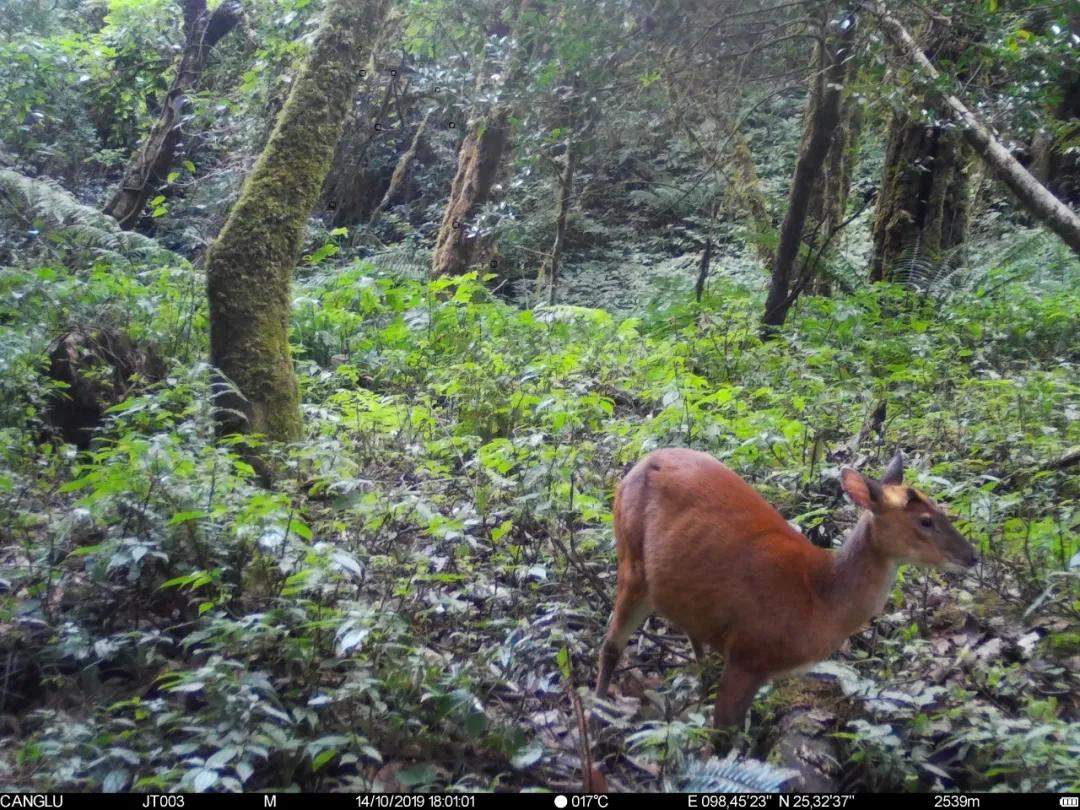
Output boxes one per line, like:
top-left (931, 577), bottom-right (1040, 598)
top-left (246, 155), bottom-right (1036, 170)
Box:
top-left (204, 0), bottom-right (386, 441)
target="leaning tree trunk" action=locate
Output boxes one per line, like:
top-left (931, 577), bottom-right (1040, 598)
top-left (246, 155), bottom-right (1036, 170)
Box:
top-left (761, 15), bottom-right (857, 334)
top-left (430, 108), bottom-right (511, 277)
top-left (103, 0), bottom-right (241, 230)
top-left (876, 6), bottom-right (1080, 258)
top-left (429, 0), bottom-right (537, 279)
top-left (205, 0), bottom-right (386, 442)
top-left (369, 107), bottom-right (434, 222)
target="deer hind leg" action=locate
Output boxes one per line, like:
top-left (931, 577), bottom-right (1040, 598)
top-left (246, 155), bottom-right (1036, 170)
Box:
top-left (713, 661), bottom-right (765, 730)
top-left (595, 577), bottom-right (651, 697)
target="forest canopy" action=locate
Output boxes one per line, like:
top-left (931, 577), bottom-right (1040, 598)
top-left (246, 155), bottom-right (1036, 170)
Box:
top-left (0, 0), bottom-right (1078, 795)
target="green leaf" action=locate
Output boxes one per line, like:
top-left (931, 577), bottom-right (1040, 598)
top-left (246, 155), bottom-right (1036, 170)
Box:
top-left (59, 476), bottom-right (95, 493)
top-left (312, 749), bottom-right (337, 771)
top-left (167, 510), bottom-right (208, 525)
top-left (491, 519), bottom-right (513, 542)
top-left (287, 518), bottom-right (313, 540)
top-left (556, 646), bottom-right (571, 680)
top-left (205, 747), bottom-right (238, 769)
top-left (305, 242), bottom-right (340, 264)
top-left (463, 708), bottom-right (487, 737)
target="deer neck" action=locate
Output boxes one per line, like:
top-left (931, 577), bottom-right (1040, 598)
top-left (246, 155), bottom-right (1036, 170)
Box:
top-left (822, 513), bottom-right (899, 638)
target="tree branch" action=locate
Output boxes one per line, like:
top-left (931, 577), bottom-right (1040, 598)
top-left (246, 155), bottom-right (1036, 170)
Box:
top-left (874, 4), bottom-right (1080, 257)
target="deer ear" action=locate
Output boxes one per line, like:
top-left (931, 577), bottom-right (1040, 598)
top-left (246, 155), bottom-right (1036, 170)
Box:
top-left (841, 468), bottom-right (884, 512)
top-left (881, 452), bottom-right (904, 485)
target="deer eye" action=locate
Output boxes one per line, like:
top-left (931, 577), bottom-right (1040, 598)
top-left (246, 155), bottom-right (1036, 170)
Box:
top-left (919, 515), bottom-right (933, 529)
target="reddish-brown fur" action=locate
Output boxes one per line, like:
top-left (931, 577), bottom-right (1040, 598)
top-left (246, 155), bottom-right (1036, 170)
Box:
top-left (595, 448), bottom-right (976, 729)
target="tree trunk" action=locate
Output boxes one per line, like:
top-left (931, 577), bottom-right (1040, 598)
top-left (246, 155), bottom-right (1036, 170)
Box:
top-left (205, 0), bottom-right (386, 442)
top-left (869, 115), bottom-right (970, 282)
top-left (869, 20), bottom-right (971, 282)
top-left (761, 16), bottom-right (857, 334)
top-left (535, 76), bottom-right (581, 302)
top-left (724, 129), bottom-right (774, 266)
top-left (1026, 8), bottom-right (1078, 203)
top-left (430, 109), bottom-right (511, 277)
top-left (369, 107), bottom-right (433, 222)
top-left (321, 61), bottom-right (392, 227)
top-left (806, 93), bottom-right (862, 295)
top-left (103, 0), bottom-right (241, 230)
top-left (428, 0), bottom-right (538, 280)
top-left (1030, 71), bottom-right (1080, 205)
top-left (538, 140), bottom-right (576, 303)
top-left (876, 6), bottom-right (1080, 258)
top-left (694, 237), bottom-right (713, 303)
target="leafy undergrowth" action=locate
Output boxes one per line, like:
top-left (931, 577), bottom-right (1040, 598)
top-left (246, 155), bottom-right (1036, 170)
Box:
top-left (1, 248), bottom-right (1078, 792)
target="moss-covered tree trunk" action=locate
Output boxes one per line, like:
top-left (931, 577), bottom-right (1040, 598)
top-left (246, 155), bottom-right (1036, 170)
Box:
top-left (428, 0), bottom-right (539, 279)
top-left (870, 18), bottom-right (983, 283)
top-left (103, 0), bottom-right (241, 230)
top-left (205, 0), bottom-right (385, 441)
top-left (806, 94), bottom-right (862, 295)
top-left (369, 108), bottom-right (433, 221)
top-left (430, 109), bottom-right (511, 277)
top-left (761, 14), bottom-right (856, 334)
top-left (725, 129), bottom-right (775, 266)
top-left (869, 115), bottom-right (970, 282)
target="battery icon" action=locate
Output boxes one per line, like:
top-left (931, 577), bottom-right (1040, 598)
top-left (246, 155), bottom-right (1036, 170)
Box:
top-left (1061, 798), bottom-right (1078, 807)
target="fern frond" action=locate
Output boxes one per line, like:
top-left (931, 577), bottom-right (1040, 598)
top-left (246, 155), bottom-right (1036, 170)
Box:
top-left (889, 236), bottom-right (972, 300)
top-left (890, 236), bottom-right (939, 291)
top-left (0, 168), bottom-right (178, 267)
top-left (662, 753), bottom-right (799, 793)
top-left (366, 245), bottom-right (431, 278)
